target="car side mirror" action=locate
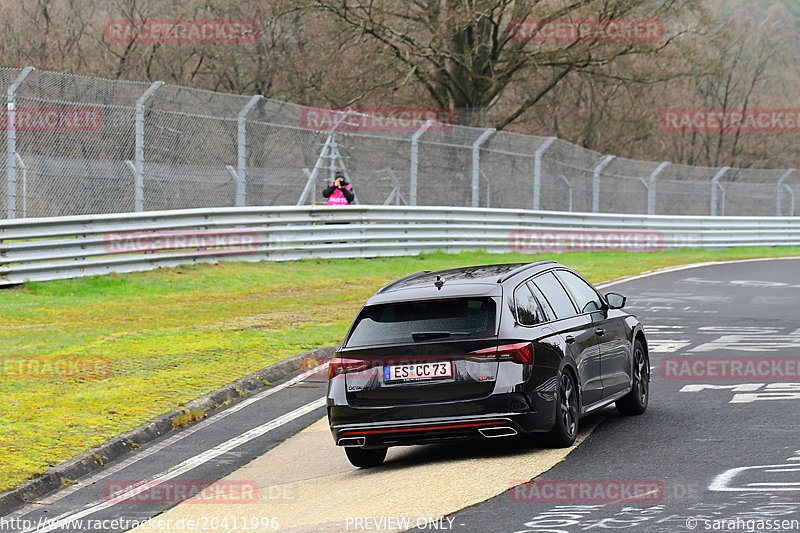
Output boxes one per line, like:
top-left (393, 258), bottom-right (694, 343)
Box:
top-left (605, 292), bottom-right (626, 309)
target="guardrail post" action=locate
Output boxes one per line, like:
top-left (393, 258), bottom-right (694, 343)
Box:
top-left (710, 166), bottom-right (730, 216)
top-left (471, 128), bottom-right (495, 208)
top-left (410, 120), bottom-right (435, 206)
top-left (6, 66), bottom-right (34, 220)
top-left (533, 137), bottom-right (557, 210)
top-left (237, 95), bottom-right (262, 207)
top-left (135, 81), bottom-right (164, 212)
top-left (647, 161), bottom-right (670, 215)
top-left (592, 155), bottom-right (616, 213)
top-left (777, 169), bottom-right (795, 216)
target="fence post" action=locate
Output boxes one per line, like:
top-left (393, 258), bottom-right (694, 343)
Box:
top-left (533, 137), bottom-right (557, 210)
top-left (6, 66), bottom-right (34, 220)
top-left (784, 185), bottom-right (796, 216)
top-left (410, 120), bottom-right (434, 206)
top-left (592, 155), bottom-right (616, 213)
top-left (710, 166), bottom-right (730, 216)
top-left (557, 174), bottom-right (573, 212)
top-left (134, 81), bottom-right (164, 212)
top-left (471, 128), bottom-right (495, 208)
top-left (15, 154), bottom-right (27, 218)
top-left (647, 161), bottom-right (670, 215)
top-left (237, 95), bottom-right (262, 207)
top-left (777, 169), bottom-right (795, 216)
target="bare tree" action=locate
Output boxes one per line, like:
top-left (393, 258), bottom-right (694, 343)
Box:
top-left (662, 13), bottom-right (791, 168)
top-left (298, 0), bottom-right (706, 128)
top-left (0, 0), bottom-right (98, 72)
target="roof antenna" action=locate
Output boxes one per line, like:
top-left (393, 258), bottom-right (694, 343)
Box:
top-left (434, 275), bottom-right (444, 290)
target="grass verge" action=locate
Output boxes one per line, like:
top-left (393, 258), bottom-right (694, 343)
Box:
top-left (1, 247), bottom-right (799, 491)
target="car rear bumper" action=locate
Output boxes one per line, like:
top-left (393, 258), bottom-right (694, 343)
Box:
top-left (329, 410), bottom-right (554, 448)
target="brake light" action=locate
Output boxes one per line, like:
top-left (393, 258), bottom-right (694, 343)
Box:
top-left (327, 357), bottom-right (371, 379)
top-left (467, 346), bottom-right (499, 359)
top-left (468, 343), bottom-right (534, 364)
top-left (499, 342), bottom-right (534, 364)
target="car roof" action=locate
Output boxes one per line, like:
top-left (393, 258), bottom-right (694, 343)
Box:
top-left (365, 260), bottom-right (561, 305)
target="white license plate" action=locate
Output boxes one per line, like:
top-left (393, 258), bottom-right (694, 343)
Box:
top-left (384, 362), bottom-right (452, 382)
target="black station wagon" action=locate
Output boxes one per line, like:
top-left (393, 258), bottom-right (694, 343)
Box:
top-left (326, 261), bottom-right (650, 467)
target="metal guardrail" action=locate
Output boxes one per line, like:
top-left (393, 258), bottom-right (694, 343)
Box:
top-left (2, 205), bottom-right (800, 287)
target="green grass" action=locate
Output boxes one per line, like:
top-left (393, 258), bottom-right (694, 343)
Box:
top-left (1, 247), bottom-right (799, 492)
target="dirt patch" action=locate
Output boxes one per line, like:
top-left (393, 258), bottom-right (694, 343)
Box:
top-left (197, 302), bottom-right (361, 331)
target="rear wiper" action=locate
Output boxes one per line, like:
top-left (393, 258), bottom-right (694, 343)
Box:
top-left (411, 331), bottom-right (471, 341)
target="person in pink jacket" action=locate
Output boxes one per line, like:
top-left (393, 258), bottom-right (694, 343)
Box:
top-left (322, 172), bottom-right (354, 205)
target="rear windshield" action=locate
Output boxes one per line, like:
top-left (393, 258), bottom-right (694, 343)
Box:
top-left (346, 298), bottom-right (497, 347)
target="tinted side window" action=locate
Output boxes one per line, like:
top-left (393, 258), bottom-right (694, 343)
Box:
top-left (533, 272), bottom-right (577, 319)
top-left (527, 281), bottom-right (555, 322)
top-left (514, 284), bottom-right (545, 326)
top-left (555, 270), bottom-right (603, 314)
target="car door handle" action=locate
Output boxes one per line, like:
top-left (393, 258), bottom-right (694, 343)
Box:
top-left (595, 328), bottom-right (606, 336)
top-left (565, 335), bottom-right (576, 344)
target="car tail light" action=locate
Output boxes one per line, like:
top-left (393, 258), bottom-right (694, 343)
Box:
top-left (468, 343), bottom-right (534, 364)
top-left (327, 357), bottom-right (371, 379)
top-left (499, 342), bottom-right (534, 364)
top-left (466, 346), bottom-right (499, 359)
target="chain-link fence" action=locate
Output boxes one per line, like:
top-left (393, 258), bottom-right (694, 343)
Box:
top-left (2, 67), bottom-right (798, 219)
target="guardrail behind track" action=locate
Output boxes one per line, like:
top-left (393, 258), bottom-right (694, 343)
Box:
top-left (2, 205), bottom-right (799, 287)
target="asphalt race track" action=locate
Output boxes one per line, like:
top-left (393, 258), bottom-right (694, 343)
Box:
top-left (3, 257), bottom-right (800, 533)
top-left (442, 257), bottom-right (800, 533)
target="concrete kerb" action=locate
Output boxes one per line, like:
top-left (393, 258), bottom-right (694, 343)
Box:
top-left (0, 344), bottom-right (338, 516)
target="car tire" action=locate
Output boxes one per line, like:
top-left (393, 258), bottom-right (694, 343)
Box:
top-left (547, 371), bottom-right (578, 447)
top-left (345, 446), bottom-right (388, 468)
top-left (616, 339), bottom-right (649, 416)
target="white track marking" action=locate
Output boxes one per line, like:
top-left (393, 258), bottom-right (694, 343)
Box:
top-left (21, 395), bottom-right (325, 533)
top-left (25, 396), bottom-right (325, 533)
top-left (710, 463), bottom-right (800, 492)
top-left (11, 363), bottom-right (328, 516)
top-left (596, 256), bottom-right (800, 289)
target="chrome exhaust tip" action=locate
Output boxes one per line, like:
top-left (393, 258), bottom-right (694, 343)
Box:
top-left (478, 426), bottom-right (518, 438)
top-left (337, 436), bottom-right (366, 447)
